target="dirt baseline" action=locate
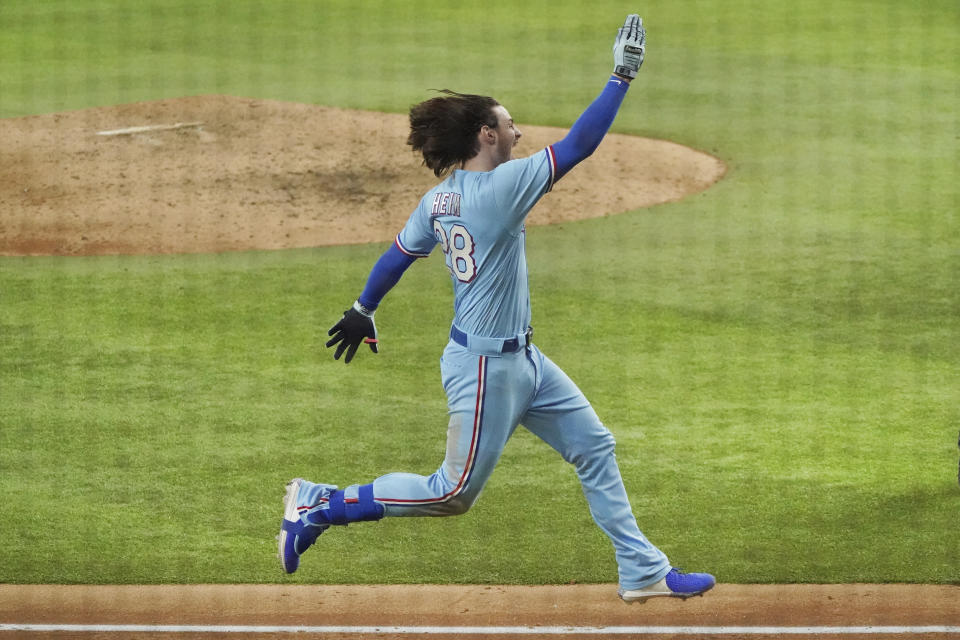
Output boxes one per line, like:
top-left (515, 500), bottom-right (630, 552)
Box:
top-left (2, 584), bottom-right (959, 639)
top-left (0, 95), bottom-right (726, 256)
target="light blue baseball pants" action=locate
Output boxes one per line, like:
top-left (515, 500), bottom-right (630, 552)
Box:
top-left (358, 340), bottom-right (671, 590)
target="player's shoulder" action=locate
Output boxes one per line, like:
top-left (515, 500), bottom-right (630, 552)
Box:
top-left (490, 148), bottom-right (553, 184)
top-left (494, 148), bottom-right (551, 175)
top-left (486, 148), bottom-right (555, 197)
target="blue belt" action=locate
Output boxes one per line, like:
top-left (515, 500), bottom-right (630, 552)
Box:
top-left (449, 325), bottom-right (533, 355)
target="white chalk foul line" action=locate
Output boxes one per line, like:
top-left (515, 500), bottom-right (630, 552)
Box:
top-left (1, 624), bottom-right (959, 635)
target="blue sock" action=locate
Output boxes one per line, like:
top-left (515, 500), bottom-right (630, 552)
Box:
top-left (304, 483), bottom-right (383, 526)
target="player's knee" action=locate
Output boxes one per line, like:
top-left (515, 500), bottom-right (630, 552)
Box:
top-left (436, 492), bottom-right (476, 516)
top-left (446, 495), bottom-right (474, 516)
top-left (427, 469), bottom-right (474, 516)
top-left (600, 428), bottom-right (616, 452)
top-left (570, 428), bottom-right (617, 470)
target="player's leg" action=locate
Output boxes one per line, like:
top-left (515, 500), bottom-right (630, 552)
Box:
top-left (280, 343), bottom-right (533, 573)
top-left (520, 393), bottom-right (671, 590)
top-left (374, 344), bottom-right (533, 516)
top-left (295, 345), bottom-right (530, 524)
top-left (519, 345), bottom-right (713, 600)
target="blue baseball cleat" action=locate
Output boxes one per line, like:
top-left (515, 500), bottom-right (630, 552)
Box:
top-left (618, 568), bottom-right (716, 603)
top-left (277, 478), bottom-right (335, 574)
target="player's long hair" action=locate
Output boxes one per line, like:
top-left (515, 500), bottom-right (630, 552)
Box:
top-left (407, 90), bottom-right (500, 177)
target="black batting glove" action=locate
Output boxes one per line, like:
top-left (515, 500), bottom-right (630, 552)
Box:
top-left (326, 301), bottom-right (379, 363)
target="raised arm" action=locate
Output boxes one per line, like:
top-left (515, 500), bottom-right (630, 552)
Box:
top-left (550, 15), bottom-right (646, 182)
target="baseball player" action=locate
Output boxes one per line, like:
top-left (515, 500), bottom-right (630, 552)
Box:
top-left (279, 14), bottom-right (715, 603)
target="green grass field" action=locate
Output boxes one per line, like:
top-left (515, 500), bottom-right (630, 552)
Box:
top-left (1, 0), bottom-right (958, 585)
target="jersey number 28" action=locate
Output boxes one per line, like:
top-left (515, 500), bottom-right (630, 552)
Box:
top-left (433, 220), bottom-right (477, 283)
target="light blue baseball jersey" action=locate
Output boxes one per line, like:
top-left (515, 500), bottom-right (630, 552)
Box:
top-left (394, 148), bottom-right (557, 339)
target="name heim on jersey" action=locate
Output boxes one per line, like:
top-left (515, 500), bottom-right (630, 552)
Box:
top-left (431, 192), bottom-right (461, 217)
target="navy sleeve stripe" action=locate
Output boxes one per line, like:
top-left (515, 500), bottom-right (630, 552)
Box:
top-left (545, 146), bottom-right (557, 193)
top-left (394, 234), bottom-right (431, 258)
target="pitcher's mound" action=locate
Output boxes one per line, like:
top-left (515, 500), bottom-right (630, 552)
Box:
top-left (0, 95), bottom-right (726, 256)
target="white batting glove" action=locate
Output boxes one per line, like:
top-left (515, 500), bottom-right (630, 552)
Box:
top-left (613, 14), bottom-right (646, 79)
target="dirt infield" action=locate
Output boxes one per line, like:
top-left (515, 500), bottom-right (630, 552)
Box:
top-left (2, 584), bottom-right (959, 639)
top-left (0, 95), bottom-right (725, 257)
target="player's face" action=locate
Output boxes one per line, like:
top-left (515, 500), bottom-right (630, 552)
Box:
top-left (492, 105), bottom-right (522, 164)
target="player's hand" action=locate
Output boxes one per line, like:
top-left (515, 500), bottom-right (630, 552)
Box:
top-left (613, 14), bottom-right (646, 79)
top-left (326, 301), bottom-right (379, 363)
